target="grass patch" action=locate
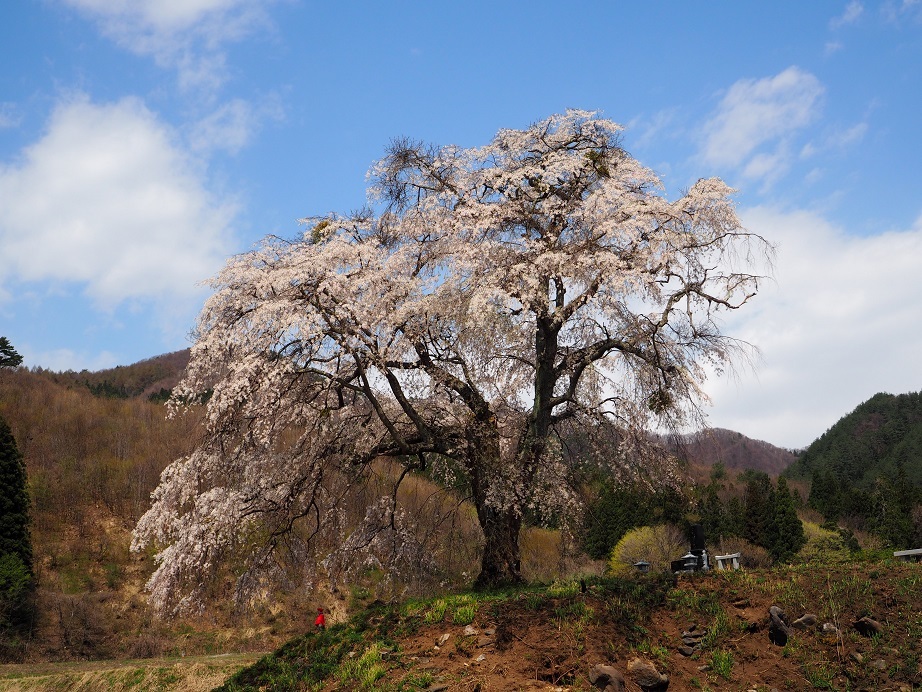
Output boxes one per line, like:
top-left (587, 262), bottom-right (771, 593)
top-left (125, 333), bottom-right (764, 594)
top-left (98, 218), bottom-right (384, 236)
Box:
top-left (709, 649), bottom-right (733, 680)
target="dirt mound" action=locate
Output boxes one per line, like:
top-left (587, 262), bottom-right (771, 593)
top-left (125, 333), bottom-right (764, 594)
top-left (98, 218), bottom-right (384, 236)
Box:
top-left (223, 561), bottom-right (922, 691)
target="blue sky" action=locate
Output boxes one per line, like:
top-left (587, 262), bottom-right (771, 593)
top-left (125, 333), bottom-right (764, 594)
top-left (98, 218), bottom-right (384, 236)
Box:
top-left (1, 1), bottom-right (921, 448)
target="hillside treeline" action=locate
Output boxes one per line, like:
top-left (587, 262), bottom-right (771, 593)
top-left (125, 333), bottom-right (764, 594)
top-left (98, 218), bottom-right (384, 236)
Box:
top-left (787, 391), bottom-right (922, 548)
top-left (581, 464), bottom-right (806, 565)
top-left (35, 350), bottom-right (189, 401)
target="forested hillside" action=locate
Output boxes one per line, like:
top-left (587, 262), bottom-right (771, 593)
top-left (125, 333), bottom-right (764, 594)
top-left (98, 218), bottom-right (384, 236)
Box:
top-left (0, 364), bottom-right (313, 662)
top-left (786, 390), bottom-right (922, 547)
top-left (35, 350), bottom-right (190, 401)
top-left (665, 427), bottom-right (799, 477)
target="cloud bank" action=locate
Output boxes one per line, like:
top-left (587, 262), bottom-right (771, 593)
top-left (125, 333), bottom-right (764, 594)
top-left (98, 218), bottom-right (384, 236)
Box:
top-left (0, 96), bottom-right (236, 310)
top-left (705, 206), bottom-right (922, 448)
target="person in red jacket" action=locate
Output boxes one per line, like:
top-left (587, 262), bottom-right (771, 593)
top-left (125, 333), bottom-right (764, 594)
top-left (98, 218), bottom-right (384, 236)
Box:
top-left (314, 607), bottom-right (326, 630)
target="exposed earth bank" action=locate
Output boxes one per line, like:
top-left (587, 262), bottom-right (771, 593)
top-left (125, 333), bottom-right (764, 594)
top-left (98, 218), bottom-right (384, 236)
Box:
top-left (221, 560), bottom-right (922, 691)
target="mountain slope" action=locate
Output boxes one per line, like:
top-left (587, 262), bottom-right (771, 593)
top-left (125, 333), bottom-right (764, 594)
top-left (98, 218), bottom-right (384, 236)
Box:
top-left (665, 428), bottom-right (798, 477)
top-left (787, 390), bottom-right (922, 487)
top-left (36, 349), bottom-right (190, 400)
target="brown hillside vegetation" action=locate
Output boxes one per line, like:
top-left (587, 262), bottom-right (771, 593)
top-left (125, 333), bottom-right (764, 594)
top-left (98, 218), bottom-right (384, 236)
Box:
top-left (0, 367), bottom-right (311, 662)
top-left (222, 560), bottom-right (922, 692)
top-left (0, 365), bottom-right (586, 665)
top-left (35, 349), bottom-right (190, 400)
top-left (666, 429), bottom-right (799, 477)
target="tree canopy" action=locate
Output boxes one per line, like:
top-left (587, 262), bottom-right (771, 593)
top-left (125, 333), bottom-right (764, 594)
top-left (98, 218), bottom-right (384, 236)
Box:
top-left (0, 339), bottom-right (22, 370)
top-left (133, 110), bottom-right (771, 613)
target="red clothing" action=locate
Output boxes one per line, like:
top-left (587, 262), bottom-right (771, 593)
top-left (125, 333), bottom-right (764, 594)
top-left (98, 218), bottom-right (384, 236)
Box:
top-left (315, 612), bottom-right (326, 628)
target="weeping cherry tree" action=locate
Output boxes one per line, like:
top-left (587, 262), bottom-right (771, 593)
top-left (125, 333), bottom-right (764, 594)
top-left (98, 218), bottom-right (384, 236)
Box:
top-left (133, 110), bottom-right (771, 613)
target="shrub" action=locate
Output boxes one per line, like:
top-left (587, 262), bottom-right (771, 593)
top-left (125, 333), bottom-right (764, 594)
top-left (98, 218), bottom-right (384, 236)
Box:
top-left (608, 524), bottom-right (686, 574)
top-left (712, 537), bottom-right (772, 569)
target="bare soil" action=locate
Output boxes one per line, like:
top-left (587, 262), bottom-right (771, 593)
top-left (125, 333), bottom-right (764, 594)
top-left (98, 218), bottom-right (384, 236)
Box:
top-left (340, 562), bottom-right (922, 691)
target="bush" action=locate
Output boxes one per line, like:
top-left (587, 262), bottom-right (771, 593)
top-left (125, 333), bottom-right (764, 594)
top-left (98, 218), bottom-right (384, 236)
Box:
top-left (608, 524), bottom-right (686, 575)
top-left (712, 537), bottom-right (772, 569)
top-left (797, 521), bottom-right (861, 563)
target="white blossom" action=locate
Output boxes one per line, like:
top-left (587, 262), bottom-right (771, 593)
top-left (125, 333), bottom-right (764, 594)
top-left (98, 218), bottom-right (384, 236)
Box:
top-left (133, 110), bottom-right (771, 612)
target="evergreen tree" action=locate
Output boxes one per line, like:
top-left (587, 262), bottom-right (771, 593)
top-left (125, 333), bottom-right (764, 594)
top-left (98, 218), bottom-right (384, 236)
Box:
top-left (876, 461), bottom-right (916, 548)
top-left (695, 466), bottom-right (732, 543)
top-left (0, 416), bottom-right (32, 631)
top-left (726, 496), bottom-right (746, 538)
top-left (0, 339), bottom-right (22, 370)
top-left (0, 417), bottom-right (31, 573)
top-left (741, 471), bottom-right (772, 546)
top-left (768, 477), bottom-right (806, 562)
top-left (580, 483), bottom-right (687, 560)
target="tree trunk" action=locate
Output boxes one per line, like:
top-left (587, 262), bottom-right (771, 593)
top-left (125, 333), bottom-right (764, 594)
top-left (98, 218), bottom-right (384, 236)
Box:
top-left (474, 505), bottom-right (523, 589)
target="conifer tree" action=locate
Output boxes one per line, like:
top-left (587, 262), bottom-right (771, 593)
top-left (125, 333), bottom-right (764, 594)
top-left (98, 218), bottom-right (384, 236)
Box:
top-left (0, 339), bottom-right (22, 370)
top-left (768, 477), bottom-right (806, 563)
top-left (0, 417), bottom-right (31, 574)
top-left (742, 471), bottom-right (772, 546)
top-left (0, 339), bottom-right (29, 558)
top-left (0, 416), bottom-right (32, 630)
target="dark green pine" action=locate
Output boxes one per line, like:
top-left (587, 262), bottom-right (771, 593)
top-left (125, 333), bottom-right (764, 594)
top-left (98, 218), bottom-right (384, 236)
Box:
top-left (0, 417), bottom-right (31, 574)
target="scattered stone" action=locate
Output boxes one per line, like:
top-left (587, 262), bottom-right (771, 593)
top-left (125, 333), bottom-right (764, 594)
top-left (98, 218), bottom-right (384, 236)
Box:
top-left (627, 657), bottom-right (669, 691)
top-left (791, 613), bottom-right (817, 629)
top-left (870, 659), bottom-right (887, 672)
top-left (679, 624), bottom-right (705, 655)
top-left (850, 652), bottom-right (864, 664)
top-left (463, 625), bottom-right (479, 636)
top-left (436, 633), bottom-right (450, 646)
top-left (474, 654), bottom-right (486, 663)
top-left (588, 664), bottom-right (625, 692)
top-left (731, 596), bottom-right (751, 608)
top-left (682, 625), bottom-right (705, 642)
top-left (424, 685), bottom-right (448, 692)
top-left (853, 616), bottom-right (884, 637)
top-left (477, 636), bottom-right (492, 648)
top-left (768, 606), bottom-right (790, 646)
top-left (483, 628), bottom-right (496, 636)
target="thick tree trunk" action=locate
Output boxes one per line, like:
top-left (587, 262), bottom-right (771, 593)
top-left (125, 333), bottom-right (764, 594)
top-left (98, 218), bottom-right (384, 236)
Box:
top-left (474, 505), bottom-right (523, 589)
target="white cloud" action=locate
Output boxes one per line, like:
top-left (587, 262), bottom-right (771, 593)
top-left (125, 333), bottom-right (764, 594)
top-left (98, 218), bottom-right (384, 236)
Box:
top-left (700, 67), bottom-right (824, 183)
top-left (801, 123), bottom-right (867, 161)
top-left (704, 206), bottom-right (922, 448)
top-left (0, 96), bottom-right (237, 309)
top-left (830, 1), bottom-right (864, 29)
top-left (828, 122), bottom-right (868, 149)
top-left (627, 108), bottom-right (681, 151)
top-left (188, 96), bottom-right (283, 154)
top-left (61, 0), bottom-right (274, 92)
top-left (883, 0), bottom-right (922, 23)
